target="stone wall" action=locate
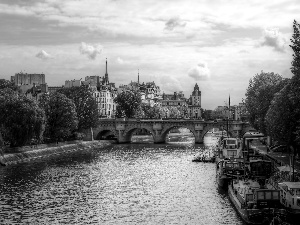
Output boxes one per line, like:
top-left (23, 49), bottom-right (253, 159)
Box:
top-left (0, 141), bottom-right (113, 166)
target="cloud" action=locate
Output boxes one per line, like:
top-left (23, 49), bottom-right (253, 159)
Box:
top-left (35, 50), bottom-right (52, 60)
top-left (164, 16), bottom-right (186, 31)
top-left (116, 57), bottom-right (131, 65)
top-left (259, 28), bottom-right (287, 52)
top-left (188, 62), bottom-right (210, 81)
top-left (79, 42), bottom-right (103, 60)
top-left (152, 75), bottom-right (183, 93)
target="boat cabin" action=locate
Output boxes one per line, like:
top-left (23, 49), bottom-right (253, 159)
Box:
top-left (278, 182), bottom-right (300, 209)
top-left (218, 160), bottom-right (245, 177)
top-left (232, 179), bottom-right (282, 209)
top-left (248, 159), bottom-right (272, 179)
top-left (219, 138), bottom-right (242, 159)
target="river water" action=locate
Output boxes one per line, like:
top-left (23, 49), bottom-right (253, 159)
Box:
top-left (0, 135), bottom-right (244, 225)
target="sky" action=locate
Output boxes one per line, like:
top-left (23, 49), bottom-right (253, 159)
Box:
top-left (0, 0), bottom-right (299, 110)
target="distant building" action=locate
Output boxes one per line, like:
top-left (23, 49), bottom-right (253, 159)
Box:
top-left (65, 79), bottom-right (82, 88)
top-left (117, 71), bottom-right (162, 107)
top-left (11, 72), bottom-right (46, 94)
top-left (25, 83), bottom-right (48, 101)
top-left (12, 72), bottom-right (45, 86)
top-left (162, 91), bottom-right (188, 107)
top-left (188, 83), bottom-right (202, 118)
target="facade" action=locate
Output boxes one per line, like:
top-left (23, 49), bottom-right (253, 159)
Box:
top-left (25, 83), bottom-right (48, 101)
top-left (99, 87), bottom-right (117, 118)
top-left (12, 72), bottom-right (45, 86)
top-left (161, 91), bottom-right (188, 107)
top-left (65, 79), bottom-right (82, 88)
top-left (188, 83), bottom-right (202, 118)
top-left (11, 72), bottom-right (46, 94)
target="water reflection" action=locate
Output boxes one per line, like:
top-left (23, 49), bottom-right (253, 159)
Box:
top-left (0, 136), bottom-right (243, 224)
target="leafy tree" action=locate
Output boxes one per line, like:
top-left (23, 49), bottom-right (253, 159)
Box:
top-left (0, 89), bottom-right (45, 147)
top-left (141, 103), bottom-right (165, 119)
top-left (39, 92), bottom-right (78, 142)
top-left (265, 84), bottom-right (295, 145)
top-left (265, 20), bottom-right (300, 159)
top-left (114, 90), bottom-right (142, 118)
top-left (57, 86), bottom-right (99, 130)
top-left (0, 79), bottom-right (20, 92)
top-left (245, 71), bottom-right (287, 134)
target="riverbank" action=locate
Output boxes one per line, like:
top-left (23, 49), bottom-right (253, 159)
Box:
top-left (0, 140), bottom-right (114, 166)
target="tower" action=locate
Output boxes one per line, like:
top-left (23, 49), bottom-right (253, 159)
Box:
top-left (138, 69), bottom-right (140, 84)
top-left (189, 83), bottom-right (202, 119)
top-left (105, 58), bottom-right (109, 84)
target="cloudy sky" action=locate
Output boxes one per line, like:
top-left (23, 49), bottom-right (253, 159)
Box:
top-left (0, 0), bottom-right (299, 109)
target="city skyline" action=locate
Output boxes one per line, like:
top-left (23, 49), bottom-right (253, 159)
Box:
top-left (0, 0), bottom-right (299, 109)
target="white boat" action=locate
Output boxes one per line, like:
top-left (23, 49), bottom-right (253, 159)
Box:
top-left (216, 137), bottom-right (243, 163)
top-left (216, 137), bottom-right (244, 189)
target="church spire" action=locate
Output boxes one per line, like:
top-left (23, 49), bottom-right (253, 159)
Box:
top-left (105, 58), bottom-right (109, 84)
top-left (105, 58), bottom-right (108, 75)
top-left (138, 69), bottom-right (139, 84)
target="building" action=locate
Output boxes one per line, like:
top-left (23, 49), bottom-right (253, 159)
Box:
top-left (25, 83), bottom-right (48, 101)
top-left (99, 86), bottom-right (117, 118)
top-left (188, 83), bottom-right (202, 118)
top-left (65, 79), bottom-right (82, 88)
top-left (11, 72), bottom-right (45, 86)
top-left (161, 91), bottom-right (188, 107)
top-left (11, 72), bottom-right (46, 94)
top-left (117, 71), bottom-right (162, 107)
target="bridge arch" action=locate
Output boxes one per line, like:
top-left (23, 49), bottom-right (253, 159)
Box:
top-left (94, 129), bottom-right (118, 140)
top-left (124, 127), bottom-right (154, 143)
top-left (160, 124), bottom-right (196, 143)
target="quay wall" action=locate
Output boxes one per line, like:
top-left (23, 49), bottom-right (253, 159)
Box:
top-left (0, 141), bottom-right (113, 166)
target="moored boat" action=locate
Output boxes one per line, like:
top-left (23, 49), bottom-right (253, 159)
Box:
top-left (215, 137), bottom-right (244, 189)
top-left (228, 159), bottom-right (288, 224)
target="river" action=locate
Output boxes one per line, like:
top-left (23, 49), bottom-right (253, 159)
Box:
top-left (0, 135), bottom-right (244, 225)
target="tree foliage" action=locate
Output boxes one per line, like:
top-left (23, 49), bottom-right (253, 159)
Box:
top-left (0, 89), bottom-right (45, 147)
top-left (0, 79), bottom-right (20, 92)
top-left (265, 84), bottom-right (295, 145)
top-left (264, 20), bottom-right (300, 159)
top-left (57, 86), bottom-right (99, 130)
top-left (39, 92), bottom-right (78, 141)
top-left (114, 90), bottom-right (142, 118)
top-left (245, 71), bottom-right (287, 134)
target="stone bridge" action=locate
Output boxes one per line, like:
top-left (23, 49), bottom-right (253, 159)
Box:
top-left (87, 118), bottom-right (253, 144)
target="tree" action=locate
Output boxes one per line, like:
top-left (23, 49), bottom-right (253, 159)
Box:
top-left (245, 71), bottom-right (287, 134)
top-left (265, 84), bottom-right (295, 145)
top-left (114, 90), bottom-right (142, 118)
top-left (39, 92), bottom-right (78, 142)
top-left (57, 86), bottom-right (99, 131)
top-left (265, 20), bottom-right (300, 159)
top-left (0, 89), bottom-right (45, 147)
top-left (141, 103), bottom-right (165, 119)
top-left (0, 79), bottom-right (20, 92)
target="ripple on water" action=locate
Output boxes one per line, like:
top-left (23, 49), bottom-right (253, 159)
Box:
top-left (0, 140), bottom-right (244, 225)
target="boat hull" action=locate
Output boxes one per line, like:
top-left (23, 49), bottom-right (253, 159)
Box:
top-left (217, 174), bottom-right (231, 190)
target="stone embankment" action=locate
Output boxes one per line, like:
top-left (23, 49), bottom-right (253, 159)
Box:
top-left (0, 140), bottom-right (114, 166)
